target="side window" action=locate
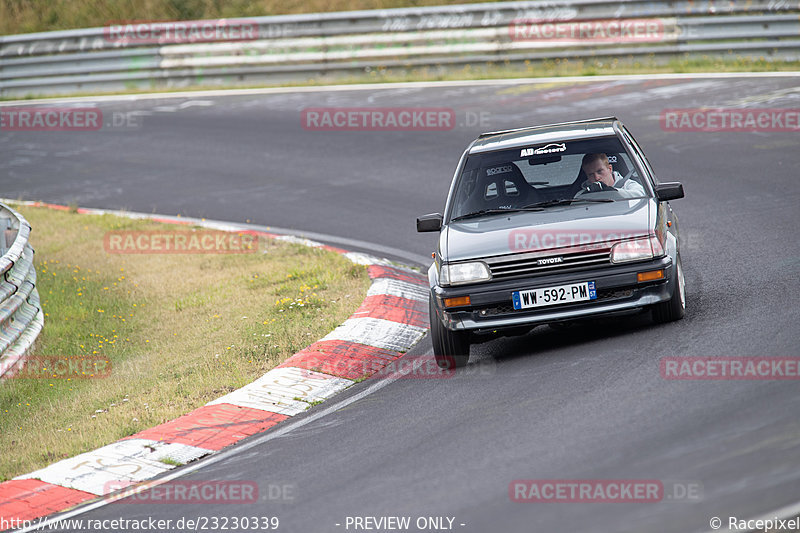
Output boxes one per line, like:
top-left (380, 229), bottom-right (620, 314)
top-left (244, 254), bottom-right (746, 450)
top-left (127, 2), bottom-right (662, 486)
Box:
top-left (453, 169), bottom-right (478, 215)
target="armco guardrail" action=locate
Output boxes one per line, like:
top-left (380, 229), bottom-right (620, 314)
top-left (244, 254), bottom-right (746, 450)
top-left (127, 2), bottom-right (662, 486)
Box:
top-left (0, 203), bottom-right (43, 379)
top-left (1, 0), bottom-right (799, 96)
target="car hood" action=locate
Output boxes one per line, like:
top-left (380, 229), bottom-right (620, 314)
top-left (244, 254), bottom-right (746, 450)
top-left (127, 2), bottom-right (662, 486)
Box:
top-left (445, 198), bottom-right (654, 262)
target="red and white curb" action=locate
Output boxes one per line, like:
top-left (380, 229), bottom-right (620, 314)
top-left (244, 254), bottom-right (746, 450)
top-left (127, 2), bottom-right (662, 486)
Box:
top-left (206, 367), bottom-right (353, 416)
top-left (0, 201), bottom-right (430, 528)
top-left (16, 440), bottom-right (212, 496)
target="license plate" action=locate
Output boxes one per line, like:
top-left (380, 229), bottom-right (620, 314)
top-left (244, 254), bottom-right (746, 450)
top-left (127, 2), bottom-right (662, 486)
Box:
top-left (512, 281), bottom-right (596, 310)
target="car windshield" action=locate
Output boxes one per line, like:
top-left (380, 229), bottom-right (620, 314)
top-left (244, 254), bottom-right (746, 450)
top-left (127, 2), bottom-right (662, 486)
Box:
top-left (449, 136), bottom-right (650, 221)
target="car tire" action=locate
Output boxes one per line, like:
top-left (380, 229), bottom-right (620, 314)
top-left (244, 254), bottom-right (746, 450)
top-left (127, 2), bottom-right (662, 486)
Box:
top-left (429, 297), bottom-right (471, 369)
top-left (652, 255), bottom-right (685, 323)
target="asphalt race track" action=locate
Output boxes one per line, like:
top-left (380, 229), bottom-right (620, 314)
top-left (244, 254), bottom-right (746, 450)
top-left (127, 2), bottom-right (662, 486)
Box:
top-left (2, 74), bottom-right (800, 533)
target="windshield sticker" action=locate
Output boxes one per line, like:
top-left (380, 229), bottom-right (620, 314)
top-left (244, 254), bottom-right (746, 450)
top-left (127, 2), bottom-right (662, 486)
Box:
top-left (521, 143), bottom-right (567, 157)
top-left (608, 155), bottom-right (617, 163)
top-left (487, 165), bottom-right (514, 176)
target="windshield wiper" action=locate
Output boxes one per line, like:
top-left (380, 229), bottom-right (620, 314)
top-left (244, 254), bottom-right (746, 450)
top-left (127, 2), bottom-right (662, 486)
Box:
top-left (523, 197), bottom-right (614, 209)
top-left (451, 197), bottom-right (614, 222)
top-left (450, 206), bottom-right (544, 222)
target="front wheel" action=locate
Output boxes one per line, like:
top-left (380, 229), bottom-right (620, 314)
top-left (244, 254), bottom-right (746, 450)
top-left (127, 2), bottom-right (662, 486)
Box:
top-left (429, 297), bottom-right (470, 369)
top-left (652, 255), bottom-right (686, 323)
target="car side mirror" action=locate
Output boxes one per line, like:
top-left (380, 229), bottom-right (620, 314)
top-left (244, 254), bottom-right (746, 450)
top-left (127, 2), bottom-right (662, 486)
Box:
top-left (655, 182), bottom-right (684, 202)
top-left (416, 213), bottom-right (443, 232)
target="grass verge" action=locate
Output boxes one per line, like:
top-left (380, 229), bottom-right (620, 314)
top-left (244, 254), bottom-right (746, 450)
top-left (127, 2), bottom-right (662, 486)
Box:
top-left (0, 204), bottom-right (370, 481)
top-left (3, 56), bottom-right (798, 102)
top-left (4, 0), bottom-right (497, 35)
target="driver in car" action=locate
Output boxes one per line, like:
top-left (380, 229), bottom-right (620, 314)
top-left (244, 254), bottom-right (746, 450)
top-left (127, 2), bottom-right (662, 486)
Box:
top-left (577, 153), bottom-right (645, 198)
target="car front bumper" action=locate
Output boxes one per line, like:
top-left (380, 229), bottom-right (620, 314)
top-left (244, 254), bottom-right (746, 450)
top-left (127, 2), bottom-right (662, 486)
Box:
top-left (432, 255), bottom-right (675, 333)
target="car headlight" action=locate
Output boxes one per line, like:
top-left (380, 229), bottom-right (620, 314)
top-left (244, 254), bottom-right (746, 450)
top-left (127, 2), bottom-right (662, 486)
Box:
top-left (611, 235), bottom-right (665, 264)
top-left (440, 261), bottom-right (491, 286)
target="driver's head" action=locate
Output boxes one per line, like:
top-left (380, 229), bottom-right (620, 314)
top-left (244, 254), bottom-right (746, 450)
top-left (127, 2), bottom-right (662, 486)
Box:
top-left (581, 153), bottom-right (615, 187)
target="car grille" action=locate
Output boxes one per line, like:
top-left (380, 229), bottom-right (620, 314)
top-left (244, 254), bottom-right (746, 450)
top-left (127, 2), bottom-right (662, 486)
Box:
top-left (475, 288), bottom-right (634, 317)
top-left (483, 248), bottom-right (611, 281)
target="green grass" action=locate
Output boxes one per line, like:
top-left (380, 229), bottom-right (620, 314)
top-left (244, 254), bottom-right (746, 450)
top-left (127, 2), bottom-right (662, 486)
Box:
top-left (1, 0), bottom-right (501, 35)
top-left (2, 0), bottom-right (795, 101)
top-left (0, 204), bottom-right (370, 481)
top-left (2, 54), bottom-right (797, 102)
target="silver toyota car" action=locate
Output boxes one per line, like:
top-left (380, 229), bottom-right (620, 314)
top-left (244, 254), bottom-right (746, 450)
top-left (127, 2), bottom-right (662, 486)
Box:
top-left (417, 117), bottom-right (686, 369)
